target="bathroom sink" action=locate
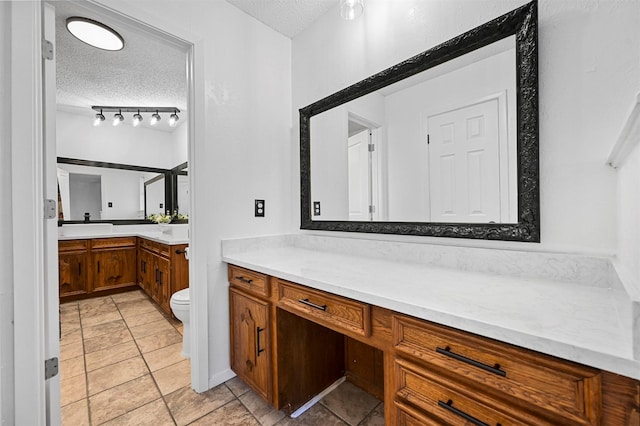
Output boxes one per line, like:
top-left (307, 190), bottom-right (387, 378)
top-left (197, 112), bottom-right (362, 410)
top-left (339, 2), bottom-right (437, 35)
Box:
top-left (158, 223), bottom-right (188, 239)
top-left (61, 223), bottom-right (114, 236)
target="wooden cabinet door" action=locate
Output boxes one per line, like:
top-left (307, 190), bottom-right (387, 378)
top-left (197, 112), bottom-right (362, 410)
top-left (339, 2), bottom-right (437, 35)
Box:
top-left (156, 255), bottom-right (171, 313)
top-left (230, 287), bottom-right (271, 401)
top-left (92, 248), bottom-right (137, 293)
top-left (59, 252), bottom-right (88, 298)
top-left (139, 249), bottom-right (154, 294)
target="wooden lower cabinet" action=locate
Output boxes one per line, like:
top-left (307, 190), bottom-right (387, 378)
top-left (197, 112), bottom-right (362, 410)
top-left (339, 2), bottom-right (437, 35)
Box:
top-left (229, 287), bottom-right (272, 401)
top-left (136, 238), bottom-right (189, 315)
top-left (92, 247), bottom-right (137, 293)
top-left (227, 264), bottom-right (640, 425)
top-left (58, 241), bottom-right (89, 298)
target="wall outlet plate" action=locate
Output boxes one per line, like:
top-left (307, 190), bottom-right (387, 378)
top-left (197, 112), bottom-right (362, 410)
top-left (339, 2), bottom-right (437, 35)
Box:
top-left (108, 202), bottom-right (113, 208)
top-left (255, 199), bottom-right (265, 217)
top-left (313, 201), bottom-right (321, 216)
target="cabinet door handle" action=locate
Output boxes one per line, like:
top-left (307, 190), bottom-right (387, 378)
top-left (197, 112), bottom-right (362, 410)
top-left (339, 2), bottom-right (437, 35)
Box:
top-left (298, 298), bottom-right (327, 311)
top-left (256, 327), bottom-right (265, 357)
top-left (235, 276), bottom-right (253, 284)
top-left (78, 263), bottom-right (82, 276)
top-left (97, 261), bottom-right (100, 273)
top-left (155, 269), bottom-right (159, 284)
top-left (436, 346), bottom-right (506, 377)
top-left (159, 271), bottom-right (163, 286)
top-left (438, 400), bottom-right (497, 426)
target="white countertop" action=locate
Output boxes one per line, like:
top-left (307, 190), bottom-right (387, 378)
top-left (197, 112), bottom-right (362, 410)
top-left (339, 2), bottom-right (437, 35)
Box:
top-left (222, 236), bottom-right (639, 380)
top-left (58, 224), bottom-right (189, 245)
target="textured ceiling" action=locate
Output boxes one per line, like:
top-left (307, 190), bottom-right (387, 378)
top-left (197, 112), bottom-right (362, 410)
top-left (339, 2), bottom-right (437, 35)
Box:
top-left (54, 1), bottom-right (188, 132)
top-left (226, 0), bottom-right (339, 38)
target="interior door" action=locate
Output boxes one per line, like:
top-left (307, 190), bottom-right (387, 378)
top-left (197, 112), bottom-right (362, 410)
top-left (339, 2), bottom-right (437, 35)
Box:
top-left (347, 129), bottom-right (371, 221)
top-left (427, 98), bottom-right (502, 223)
top-left (43, 2), bottom-right (61, 423)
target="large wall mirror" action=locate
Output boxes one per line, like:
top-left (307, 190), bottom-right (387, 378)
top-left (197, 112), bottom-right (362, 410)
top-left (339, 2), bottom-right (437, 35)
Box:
top-left (57, 157), bottom-right (188, 224)
top-left (300, 1), bottom-right (539, 242)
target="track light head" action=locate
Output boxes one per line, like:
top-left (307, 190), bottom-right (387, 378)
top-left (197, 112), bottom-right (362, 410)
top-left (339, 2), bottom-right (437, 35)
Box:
top-left (93, 109), bottom-right (105, 127)
top-left (150, 111), bottom-right (161, 126)
top-left (169, 111), bottom-right (179, 127)
top-left (112, 110), bottom-right (124, 126)
top-left (133, 111), bottom-right (143, 127)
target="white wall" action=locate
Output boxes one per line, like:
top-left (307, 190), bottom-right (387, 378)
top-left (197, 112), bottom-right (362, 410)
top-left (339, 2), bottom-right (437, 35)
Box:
top-left (0, 2), bottom-right (14, 424)
top-left (292, 0), bottom-right (640, 255)
top-left (57, 109), bottom-right (179, 169)
top-left (94, 0), bottom-right (292, 388)
top-left (618, 143), bottom-right (640, 286)
top-left (171, 121), bottom-right (188, 167)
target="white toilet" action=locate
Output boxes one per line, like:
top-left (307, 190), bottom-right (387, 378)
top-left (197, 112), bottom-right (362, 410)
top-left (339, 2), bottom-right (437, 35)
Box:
top-left (170, 288), bottom-right (191, 358)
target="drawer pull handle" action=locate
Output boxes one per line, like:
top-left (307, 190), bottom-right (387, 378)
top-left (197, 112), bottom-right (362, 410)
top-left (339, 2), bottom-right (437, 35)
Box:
top-left (256, 327), bottom-right (265, 357)
top-left (436, 346), bottom-right (506, 377)
top-left (235, 276), bottom-right (253, 284)
top-left (438, 400), bottom-right (499, 426)
top-left (298, 298), bottom-right (327, 311)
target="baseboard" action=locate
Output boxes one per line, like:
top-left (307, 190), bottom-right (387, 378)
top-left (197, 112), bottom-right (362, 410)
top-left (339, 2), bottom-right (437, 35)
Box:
top-left (209, 368), bottom-right (236, 390)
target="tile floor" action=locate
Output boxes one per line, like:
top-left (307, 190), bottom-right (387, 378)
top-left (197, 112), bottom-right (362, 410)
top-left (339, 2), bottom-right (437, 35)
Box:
top-left (60, 289), bottom-right (385, 425)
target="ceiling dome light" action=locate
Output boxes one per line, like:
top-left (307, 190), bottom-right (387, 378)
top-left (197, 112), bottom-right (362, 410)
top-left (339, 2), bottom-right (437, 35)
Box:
top-left (66, 17), bottom-right (124, 51)
top-left (112, 110), bottom-right (124, 126)
top-left (150, 111), bottom-right (161, 126)
top-left (169, 110), bottom-right (179, 127)
top-left (133, 111), bottom-right (143, 127)
top-left (340, 0), bottom-right (364, 20)
top-left (93, 109), bottom-right (105, 126)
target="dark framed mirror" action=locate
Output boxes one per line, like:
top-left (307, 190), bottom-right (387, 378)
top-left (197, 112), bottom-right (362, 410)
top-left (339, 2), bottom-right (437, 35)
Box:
top-left (300, 1), bottom-right (538, 242)
top-left (57, 157), bottom-right (173, 224)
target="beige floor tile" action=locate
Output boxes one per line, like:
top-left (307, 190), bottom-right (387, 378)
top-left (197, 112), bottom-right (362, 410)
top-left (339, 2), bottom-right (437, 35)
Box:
top-left (359, 402), bottom-right (384, 426)
top-left (60, 355), bottom-right (85, 380)
top-left (84, 328), bottom-right (132, 354)
top-left (152, 358), bottom-right (191, 396)
top-left (61, 398), bottom-right (89, 426)
top-left (130, 318), bottom-right (176, 340)
top-left (81, 310), bottom-right (122, 328)
top-left (60, 310), bottom-right (80, 323)
top-left (190, 400), bottom-right (259, 426)
top-left (143, 342), bottom-right (184, 372)
top-left (175, 323), bottom-right (184, 335)
top-left (60, 341), bottom-right (84, 360)
top-left (239, 389), bottom-right (286, 426)
top-left (135, 328), bottom-right (183, 353)
top-left (165, 383), bottom-right (234, 426)
top-left (225, 376), bottom-right (251, 397)
top-left (111, 290), bottom-right (148, 304)
top-left (59, 302), bottom-right (79, 314)
top-left (82, 319), bottom-right (127, 340)
top-left (89, 374), bottom-right (160, 425)
top-left (320, 382), bottom-right (380, 426)
top-left (123, 309), bottom-right (166, 328)
top-left (87, 356), bottom-right (149, 395)
top-left (275, 404), bottom-right (347, 426)
top-left (60, 318), bottom-right (82, 335)
top-left (79, 298), bottom-right (118, 317)
top-left (118, 299), bottom-right (158, 319)
top-left (100, 398), bottom-right (174, 426)
top-left (85, 340), bottom-right (140, 372)
top-left (61, 374), bottom-right (87, 407)
top-left (60, 327), bottom-right (83, 347)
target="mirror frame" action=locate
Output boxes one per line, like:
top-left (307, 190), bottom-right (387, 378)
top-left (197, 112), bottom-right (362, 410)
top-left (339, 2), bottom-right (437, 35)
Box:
top-left (300, 1), bottom-right (538, 242)
top-left (57, 157), bottom-right (173, 225)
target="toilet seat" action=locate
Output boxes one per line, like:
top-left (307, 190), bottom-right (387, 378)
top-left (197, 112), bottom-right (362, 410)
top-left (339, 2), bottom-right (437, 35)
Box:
top-left (171, 288), bottom-right (190, 305)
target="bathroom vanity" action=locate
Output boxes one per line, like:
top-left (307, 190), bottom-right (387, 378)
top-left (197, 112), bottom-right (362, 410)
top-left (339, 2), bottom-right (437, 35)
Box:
top-left (223, 236), bottom-right (640, 425)
top-left (58, 226), bottom-right (189, 315)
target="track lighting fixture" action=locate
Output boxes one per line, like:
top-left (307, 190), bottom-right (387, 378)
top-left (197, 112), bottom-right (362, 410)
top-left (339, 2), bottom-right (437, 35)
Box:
top-left (112, 110), bottom-right (124, 126)
top-left (133, 110), bottom-right (143, 127)
top-left (150, 110), bottom-right (161, 126)
top-left (90, 106), bottom-right (181, 129)
top-left (93, 109), bottom-right (105, 126)
top-left (169, 110), bottom-right (179, 127)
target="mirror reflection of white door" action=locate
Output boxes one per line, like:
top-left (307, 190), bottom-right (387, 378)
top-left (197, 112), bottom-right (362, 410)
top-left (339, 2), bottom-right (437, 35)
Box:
top-left (348, 129), bottom-right (371, 220)
top-left (428, 98), bottom-right (501, 223)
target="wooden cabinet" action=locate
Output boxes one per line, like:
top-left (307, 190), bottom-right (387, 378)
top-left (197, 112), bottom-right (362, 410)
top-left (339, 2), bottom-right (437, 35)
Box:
top-left (229, 287), bottom-right (272, 401)
top-left (91, 238), bottom-right (137, 293)
top-left (227, 264), bottom-right (640, 426)
top-left (58, 240), bottom-right (89, 298)
top-left (136, 238), bottom-right (189, 315)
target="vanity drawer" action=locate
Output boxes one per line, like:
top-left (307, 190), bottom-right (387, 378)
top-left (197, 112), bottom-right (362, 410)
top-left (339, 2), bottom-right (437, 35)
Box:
top-left (139, 238), bottom-right (170, 257)
top-left (91, 237), bottom-right (136, 249)
top-left (277, 280), bottom-right (371, 337)
top-left (59, 239), bottom-right (88, 252)
top-left (393, 314), bottom-right (601, 424)
top-left (395, 357), bottom-right (550, 426)
top-left (228, 265), bottom-right (269, 298)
